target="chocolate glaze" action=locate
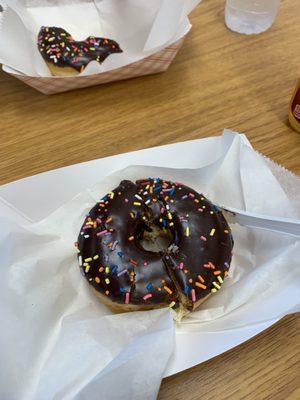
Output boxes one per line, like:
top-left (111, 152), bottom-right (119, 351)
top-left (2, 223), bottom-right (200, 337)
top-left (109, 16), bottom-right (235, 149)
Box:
top-left (37, 27), bottom-right (122, 73)
top-left (77, 178), bottom-right (233, 309)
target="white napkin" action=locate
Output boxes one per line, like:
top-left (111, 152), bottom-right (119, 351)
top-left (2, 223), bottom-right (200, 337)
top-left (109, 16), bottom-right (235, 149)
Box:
top-left (0, 131), bottom-right (299, 399)
top-left (0, 210), bottom-right (174, 399)
top-left (0, 0), bottom-right (202, 77)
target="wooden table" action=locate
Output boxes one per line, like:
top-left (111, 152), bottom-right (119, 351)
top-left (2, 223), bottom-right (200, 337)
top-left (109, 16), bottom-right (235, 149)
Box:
top-left (0, 0), bottom-right (299, 399)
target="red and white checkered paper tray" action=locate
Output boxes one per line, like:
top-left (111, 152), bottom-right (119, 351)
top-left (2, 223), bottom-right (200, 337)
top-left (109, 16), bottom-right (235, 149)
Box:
top-left (0, 0), bottom-right (202, 95)
top-left (6, 37), bottom-right (185, 95)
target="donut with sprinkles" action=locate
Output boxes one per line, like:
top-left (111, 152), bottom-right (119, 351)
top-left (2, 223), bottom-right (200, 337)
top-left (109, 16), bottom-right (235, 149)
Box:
top-left (37, 26), bottom-right (122, 76)
top-left (76, 178), bottom-right (233, 315)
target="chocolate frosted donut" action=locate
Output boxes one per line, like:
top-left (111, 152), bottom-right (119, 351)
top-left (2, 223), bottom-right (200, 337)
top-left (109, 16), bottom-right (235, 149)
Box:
top-left (37, 26), bottom-right (122, 76)
top-left (76, 178), bottom-right (233, 315)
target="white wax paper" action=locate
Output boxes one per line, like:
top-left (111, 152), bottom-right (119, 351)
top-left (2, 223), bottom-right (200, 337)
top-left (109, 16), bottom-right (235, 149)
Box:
top-left (0, 0), bottom-right (201, 77)
top-left (0, 132), bottom-right (299, 399)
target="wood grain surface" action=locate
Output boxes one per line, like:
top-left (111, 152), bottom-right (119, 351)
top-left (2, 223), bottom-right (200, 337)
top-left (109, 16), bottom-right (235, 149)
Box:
top-left (0, 0), bottom-right (299, 399)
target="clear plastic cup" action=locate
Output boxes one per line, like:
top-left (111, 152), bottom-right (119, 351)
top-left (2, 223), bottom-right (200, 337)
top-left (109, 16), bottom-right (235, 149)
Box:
top-left (225, 0), bottom-right (281, 35)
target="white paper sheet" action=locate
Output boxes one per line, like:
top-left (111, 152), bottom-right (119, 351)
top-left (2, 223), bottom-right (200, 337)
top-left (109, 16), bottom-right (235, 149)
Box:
top-left (0, 0), bottom-right (201, 77)
top-left (0, 131), bottom-right (299, 399)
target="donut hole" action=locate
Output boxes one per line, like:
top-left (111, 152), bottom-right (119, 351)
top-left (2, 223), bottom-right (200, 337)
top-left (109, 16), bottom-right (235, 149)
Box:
top-left (139, 223), bottom-right (173, 253)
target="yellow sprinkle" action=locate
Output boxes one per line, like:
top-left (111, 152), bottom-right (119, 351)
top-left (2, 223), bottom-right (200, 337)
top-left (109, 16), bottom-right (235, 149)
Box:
top-left (169, 301), bottom-right (176, 308)
top-left (105, 267), bottom-right (110, 274)
top-left (163, 286), bottom-right (173, 295)
top-left (210, 211), bottom-right (214, 214)
top-left (109, 192), bottom-right (114, 199)
top-left (185, 227), bottom-right (190, 237)
top-left (130, 212), bottom-right (135, 218)
top-left (213, 282), bottom-right (221, 290)
top-left (106, 217), bottom-right (113, 223)
top-left (211, 288), bottom-right (217, 293)
top-left (128, 236), bottom-right (135, 241)
top-left (95, 277), bottom-right (100, 284)
top-left (85, 265), bottom-right (90, 273)
top-left (217, 276), bottom-right (224, 284)
top-left (224, 230), bottom-right (229, 234)
top-left (202, 205), bottom-right (206, 209)
top-left (93, 255), bottom-right (99, 260)
top-left (133, 202), bottom-right (141, 206)
top-left (84, 257), bottom-right (92, 262)
top-left (169, 222), bottom-right (174, 227)
top-left (167, 212), bottom-right (172, 220)
top-left (201, 197), bottom-right (205, 200)
top-left (99, 266), bottom-right (104, 273)
top-left (105, 278), bottom-right (110, 284)
top-left (194, 199), bottom-right (199, 203)
top-left (210, 228), bottom-right (216, 236)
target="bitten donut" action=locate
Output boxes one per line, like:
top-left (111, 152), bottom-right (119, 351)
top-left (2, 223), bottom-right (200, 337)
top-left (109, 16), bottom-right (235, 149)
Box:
top-left (37, 26), bottom-right (122, 76)
top-left (76, 178), bottom-right (233, 315)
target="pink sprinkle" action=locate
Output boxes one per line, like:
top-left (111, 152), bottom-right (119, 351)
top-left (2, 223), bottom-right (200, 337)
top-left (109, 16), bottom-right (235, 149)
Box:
top-left (96, 218), bottom-right (102, 224)
top-left (161, 207), bottom-right (165, 214)
top-left (125, 292), bottom-right (130, 304)
top-left (144, 262), bottom-right (148, 266)
top-left (191, 289), bottom-right (196, 302)
top-left (179, 262), bottom-right (184, 269)
top-left (204, 263), bottom-right (210, 268)
top-left (125, 198), bottom-right (129, 203)
top-left (143, 293), bottom-right (153, 301)
top-left (97, 230), bottom-right (108, 236)
top-left (111, 241), bottom-right (118, 251)
top-left (82, 225), bottom-right (92, 230)
top-left (200, 236), bottom-right (207, 241)
top-left (189, 193), bottom-right (195, 198)
top-left (198, 208), bottom-right (203, 212)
